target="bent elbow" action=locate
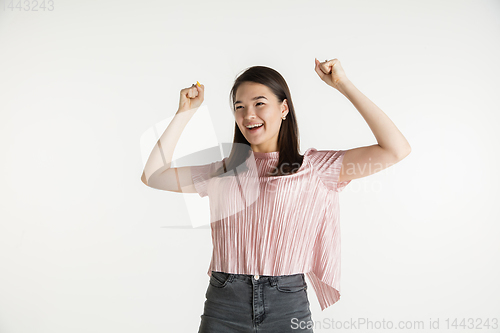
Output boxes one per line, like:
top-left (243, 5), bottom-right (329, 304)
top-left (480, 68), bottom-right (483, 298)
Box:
top-left (397, 146), bottom-right (411, 160)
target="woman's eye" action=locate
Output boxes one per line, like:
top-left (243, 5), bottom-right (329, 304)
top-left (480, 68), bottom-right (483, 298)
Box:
top-left (235, 102), bottom-right (264, 110)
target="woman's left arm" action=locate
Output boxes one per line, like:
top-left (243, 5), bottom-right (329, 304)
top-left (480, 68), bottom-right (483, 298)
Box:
top-left (315, 58), bottom-right (412, 183)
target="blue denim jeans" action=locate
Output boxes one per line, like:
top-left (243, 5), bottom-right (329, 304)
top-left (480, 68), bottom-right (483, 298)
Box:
top-left (198, 271), bottom-right (314, 332)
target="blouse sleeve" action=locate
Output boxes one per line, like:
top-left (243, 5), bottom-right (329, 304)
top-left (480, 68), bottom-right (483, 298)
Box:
top-left (307, 148), bottom-right (351, 192)
top-left (190, 159), bottom-right (225, 198)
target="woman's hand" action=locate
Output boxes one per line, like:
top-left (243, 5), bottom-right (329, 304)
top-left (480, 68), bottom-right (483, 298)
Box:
top-left (177, 82), bottom-right (204, 113)
top-left (314, 58), bottom-right (349, 90)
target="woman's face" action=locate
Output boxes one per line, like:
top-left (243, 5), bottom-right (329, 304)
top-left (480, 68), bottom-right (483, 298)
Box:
top-left (234, 82), bottom-right (289, 153)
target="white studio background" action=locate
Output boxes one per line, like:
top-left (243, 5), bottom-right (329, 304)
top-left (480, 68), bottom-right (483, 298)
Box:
top-left (1, 0), bottom-right (499, 332)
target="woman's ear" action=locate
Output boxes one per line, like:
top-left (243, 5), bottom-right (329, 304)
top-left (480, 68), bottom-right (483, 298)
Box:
top-left (281, 100), bottom-right (289, 119)
top-left (282, 99), bottom-right (289, 112)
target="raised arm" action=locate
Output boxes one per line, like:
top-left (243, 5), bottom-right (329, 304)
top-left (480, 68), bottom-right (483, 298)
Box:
top-left (141, 82), bottom-right (205, 192)
top-left (336, 78), bottom-right (411, 182)
top-left (314, 58), bottom-right (411, 182)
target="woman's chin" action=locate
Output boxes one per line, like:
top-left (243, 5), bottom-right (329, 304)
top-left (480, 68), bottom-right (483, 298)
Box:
top-left (246, 138), bottom-right (262, 145)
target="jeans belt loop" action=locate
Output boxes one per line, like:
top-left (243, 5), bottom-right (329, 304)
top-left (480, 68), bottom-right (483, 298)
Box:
top-left (270, 276), bottom-right (278, 287)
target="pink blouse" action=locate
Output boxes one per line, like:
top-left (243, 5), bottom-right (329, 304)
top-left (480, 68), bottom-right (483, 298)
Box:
top-left (190, 147), bottom-right (351, 311)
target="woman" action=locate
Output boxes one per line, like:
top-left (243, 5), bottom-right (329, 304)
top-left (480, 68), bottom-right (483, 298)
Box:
top-left (141, 58), bottom-right (411, 332)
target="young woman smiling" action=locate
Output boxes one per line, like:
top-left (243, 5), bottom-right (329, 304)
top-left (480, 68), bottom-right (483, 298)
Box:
top-left (141, 59), bottom-right (411, 332)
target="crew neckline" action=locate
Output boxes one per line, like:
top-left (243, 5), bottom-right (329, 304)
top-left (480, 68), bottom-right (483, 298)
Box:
top-left (252, 150), bottom-right (279, 159)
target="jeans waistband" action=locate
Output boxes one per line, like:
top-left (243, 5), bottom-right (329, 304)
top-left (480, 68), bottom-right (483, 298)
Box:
top-left (212, 271), bottom-right (304, 286)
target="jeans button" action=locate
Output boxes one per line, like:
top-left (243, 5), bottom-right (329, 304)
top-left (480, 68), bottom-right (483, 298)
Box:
top-left (254, 275), bottom-right (260, 280)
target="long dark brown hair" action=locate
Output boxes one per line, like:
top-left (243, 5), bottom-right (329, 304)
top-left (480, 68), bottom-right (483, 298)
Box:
top-left (211, 65), bottom-right (304, 178)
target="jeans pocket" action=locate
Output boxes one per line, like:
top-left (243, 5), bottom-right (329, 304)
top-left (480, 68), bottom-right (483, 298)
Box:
top-left (209, 271), bottom-right (231, 288)
top-left (275, 274), bottom-right (307, 293)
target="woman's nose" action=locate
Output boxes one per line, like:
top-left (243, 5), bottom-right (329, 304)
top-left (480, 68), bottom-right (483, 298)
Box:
top-left (243, 108), bottom-right (256, 118)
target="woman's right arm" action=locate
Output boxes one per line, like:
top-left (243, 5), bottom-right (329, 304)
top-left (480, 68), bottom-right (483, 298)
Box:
top-left (141, 82), bottom-right (204, 193)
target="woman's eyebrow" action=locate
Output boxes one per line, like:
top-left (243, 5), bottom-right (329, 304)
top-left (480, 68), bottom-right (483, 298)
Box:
top-left (234, 96), bottom-right (268, 105)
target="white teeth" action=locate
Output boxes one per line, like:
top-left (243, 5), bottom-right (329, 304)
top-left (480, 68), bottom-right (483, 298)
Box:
top-left (246, 124), bottom-right (263, 129)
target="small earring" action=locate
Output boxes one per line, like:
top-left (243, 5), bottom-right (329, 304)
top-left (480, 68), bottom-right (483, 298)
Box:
top-left (282, 116), bottom-right (286, 120)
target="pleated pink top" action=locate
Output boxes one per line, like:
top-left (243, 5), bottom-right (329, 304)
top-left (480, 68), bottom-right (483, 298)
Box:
top-left (190, 147), bottom-right (351, 311)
